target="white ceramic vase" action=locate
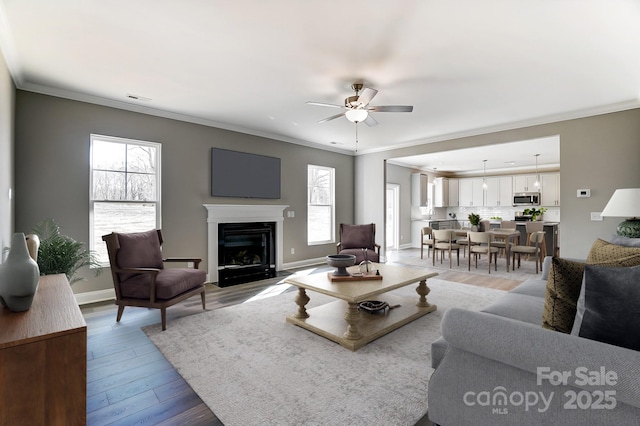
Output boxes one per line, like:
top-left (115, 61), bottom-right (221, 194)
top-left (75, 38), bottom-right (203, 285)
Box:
top-left (0, 233), bottom-right (40, 312)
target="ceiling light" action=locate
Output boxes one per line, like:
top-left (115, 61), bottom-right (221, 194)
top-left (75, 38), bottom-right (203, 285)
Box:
top-left (534, 154), bottom-right (540, 188)
top-left (345, 109), bottom-right (368, 123)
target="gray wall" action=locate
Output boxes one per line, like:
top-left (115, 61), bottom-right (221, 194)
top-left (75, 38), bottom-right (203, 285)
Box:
top-left (356, 108), bottom-right (640, 260)
top-left (0, 50), bottom-right (14, 259)
top-left (14, 91), bottom-right (354, 294)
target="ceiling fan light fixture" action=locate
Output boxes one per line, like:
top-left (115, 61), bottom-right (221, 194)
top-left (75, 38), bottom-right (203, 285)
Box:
top-left (345, 109), bottom-right (368, 123)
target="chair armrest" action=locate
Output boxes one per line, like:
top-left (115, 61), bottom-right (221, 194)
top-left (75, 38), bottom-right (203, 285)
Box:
top-left (115, 267), bottom-right (160, 275)
top-left (441, 308), bottom-right (640, 406)
top-left (336, 242), bottom-right (341, 253)
top-left (163, 258), bottom-right (202, 269)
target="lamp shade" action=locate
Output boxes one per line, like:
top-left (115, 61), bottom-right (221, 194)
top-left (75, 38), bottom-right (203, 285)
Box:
top-left (601, 188), bottom-right (640, 238)
top-left (601, 188), bottom-right (640, 218)
top-left (345, 109), bottom-right (368, 123)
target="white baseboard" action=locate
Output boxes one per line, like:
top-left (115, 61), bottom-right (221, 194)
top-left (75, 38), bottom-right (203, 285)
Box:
top-left (282, 257), bottom-right (326, 270)
top-left (75, 288), bottom-right (115, 305)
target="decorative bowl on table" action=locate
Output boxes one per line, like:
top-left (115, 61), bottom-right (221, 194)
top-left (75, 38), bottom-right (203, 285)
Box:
top-left (326, 254), bottom-right (356, 276)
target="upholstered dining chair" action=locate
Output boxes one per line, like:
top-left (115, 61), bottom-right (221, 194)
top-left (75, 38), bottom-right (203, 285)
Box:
top-left (467, 231), bottom-right (499, 273)
top-left (491, 221), bottom-right (517, 258)
top-left (336, 223), bottom-right (381, 264)
top-left (432, 229), bottom-right (460, 268)
top-left (420, 226), bottom-right (434, 259)
top-left (511, 231), bottom-right (546, 273)
top-left (102, 229), bottom-right (206, 330)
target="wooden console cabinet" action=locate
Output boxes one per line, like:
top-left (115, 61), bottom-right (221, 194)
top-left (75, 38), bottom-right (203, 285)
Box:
top-left (0, 274), bottom-right (86, 425)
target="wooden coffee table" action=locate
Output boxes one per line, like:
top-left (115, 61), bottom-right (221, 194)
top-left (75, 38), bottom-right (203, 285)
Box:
top-left (285, 263), bottom-right (438, 351)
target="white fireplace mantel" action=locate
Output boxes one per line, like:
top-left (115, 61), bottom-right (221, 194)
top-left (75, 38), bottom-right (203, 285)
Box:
top-left (203, 204), bottom-right (289, 283)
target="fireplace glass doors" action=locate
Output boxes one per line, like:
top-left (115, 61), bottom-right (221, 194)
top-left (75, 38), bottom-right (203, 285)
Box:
top-left (218, 222), bottom-right (276, 286)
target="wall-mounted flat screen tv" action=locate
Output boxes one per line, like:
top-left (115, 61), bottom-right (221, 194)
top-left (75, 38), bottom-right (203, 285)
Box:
top-left (211, 148), bottom-right (281, 199)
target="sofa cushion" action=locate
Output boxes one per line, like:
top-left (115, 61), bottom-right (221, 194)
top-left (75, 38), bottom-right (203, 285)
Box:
top-left (120, 268), bottom-right (206, 300)
top-left (572, 264), bottom-right (640, 351)
top-left (482, 292), bottom-right (545, 325)
top-left (510, 279), bottom-right (547, 298)
top-left (541, 257), bottom-right (585, 333)
top-left (116, 229), bottom-right (164, 281)
top-left (587, 238), bottom-right (640, 265)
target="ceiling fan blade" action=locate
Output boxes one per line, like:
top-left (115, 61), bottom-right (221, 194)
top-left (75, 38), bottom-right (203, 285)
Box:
top-left (364, 114), bottom-right (378, 127)
top-left (356, 88), bottom-right (378, 106)
top-left (318, 112), bottom-right (346, 123)
top-left (368, 105), bottom-right (414, 112)
top-left (306, 101), bottom-right (345, 109)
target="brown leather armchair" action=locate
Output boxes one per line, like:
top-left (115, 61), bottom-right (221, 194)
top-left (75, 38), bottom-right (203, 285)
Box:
top-left (102, 229), bottom-right (206, 330)
top-left (336, 223), bottom-right (381, 264)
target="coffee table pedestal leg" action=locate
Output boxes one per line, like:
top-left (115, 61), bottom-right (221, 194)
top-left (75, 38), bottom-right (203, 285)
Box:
top-left (294, 288), bottom-right (310, 319)
top-left (343, 302), bottom-right (363, 340)
top-left (416, 279), bottom-right (435, 309)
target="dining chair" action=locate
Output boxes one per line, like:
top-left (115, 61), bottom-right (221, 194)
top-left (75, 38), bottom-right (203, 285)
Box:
top-left (467, 231), bottom-right (499, 273)
top-left (525, 221), bottom-right (546, 257)
top-left (492, 221), bottom-right (517, 258)
top-left (432, 229), bottom-right (460, 268)
top-left (453, 227), bottom-right (473, 257)
top-left (420, 226), bottom-right (434, 259)
top-left (511, 231), bottom-right (546, 273)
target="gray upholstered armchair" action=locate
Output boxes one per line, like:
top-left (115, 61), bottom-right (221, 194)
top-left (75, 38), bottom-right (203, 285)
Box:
top-left (102, 229), bottom-right (206, 330)
top-left (336, 223), bottom-right (381, 264)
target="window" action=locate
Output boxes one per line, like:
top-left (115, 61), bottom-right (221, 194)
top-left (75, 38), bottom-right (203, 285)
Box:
top-left (307, 164), bottom-right (335, 245)
top-left (90, 134), bottom-right (161, 265)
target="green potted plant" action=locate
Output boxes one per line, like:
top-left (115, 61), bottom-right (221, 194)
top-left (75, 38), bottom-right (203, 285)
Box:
top-left (523, 207), bottom-right (548, 221)
top-left (31, 219), bottom-right (102, 284)
top-left (468, 213), bottom-right (481, 230)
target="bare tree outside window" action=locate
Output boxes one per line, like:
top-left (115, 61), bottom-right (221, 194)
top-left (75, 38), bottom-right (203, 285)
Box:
top-left (90, 135), bottom-right (161, 264)
top-left (307, 165), bottom-right (334, 244)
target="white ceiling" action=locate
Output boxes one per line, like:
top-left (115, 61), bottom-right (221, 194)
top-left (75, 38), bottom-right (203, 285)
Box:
top-left (1, 0), bottom-right (639, 163)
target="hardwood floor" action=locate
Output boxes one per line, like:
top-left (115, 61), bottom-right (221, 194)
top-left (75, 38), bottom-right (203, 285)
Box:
top-left (82, 248), bottom-right (531, 425)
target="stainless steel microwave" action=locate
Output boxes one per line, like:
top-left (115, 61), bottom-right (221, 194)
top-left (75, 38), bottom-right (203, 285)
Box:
top-left (513, 192), bottom-right (540, 206)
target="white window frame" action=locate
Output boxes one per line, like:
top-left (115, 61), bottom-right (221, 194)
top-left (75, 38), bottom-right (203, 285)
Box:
top-left (89, 134), bottom-right (162, 266)
top-left (307, 164), bottom-right (335, 245)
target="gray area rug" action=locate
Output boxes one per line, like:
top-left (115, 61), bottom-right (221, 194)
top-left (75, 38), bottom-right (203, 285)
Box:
top-left (144, 278), bottom-right (505, 426)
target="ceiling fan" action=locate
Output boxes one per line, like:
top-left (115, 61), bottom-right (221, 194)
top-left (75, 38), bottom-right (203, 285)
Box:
top-left (306, 83), bottom-right (413, 127)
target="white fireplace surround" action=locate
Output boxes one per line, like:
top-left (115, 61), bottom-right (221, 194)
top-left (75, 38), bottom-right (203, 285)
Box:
top-left (203, 204), bottom-right (289, 283)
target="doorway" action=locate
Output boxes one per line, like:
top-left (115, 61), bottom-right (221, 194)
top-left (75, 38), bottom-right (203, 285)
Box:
top-left (386, 184), bottom-right (400, 250)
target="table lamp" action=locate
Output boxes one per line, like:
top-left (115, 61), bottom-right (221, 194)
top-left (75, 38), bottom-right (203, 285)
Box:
top-left (601, 188), bottom-right (640, 238)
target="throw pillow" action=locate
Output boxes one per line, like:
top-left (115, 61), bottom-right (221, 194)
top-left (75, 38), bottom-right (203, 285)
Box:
top-left (542, 257), bottom-right (585, 333)
top-left (586, 238), bottom-right (640, 265)
top-left (609, 234), bottom-right (640, 248)
top-left (573, 264), bottom-right (640, 351)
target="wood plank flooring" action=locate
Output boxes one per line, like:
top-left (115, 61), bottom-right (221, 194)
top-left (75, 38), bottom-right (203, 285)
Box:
top-left (82, 248), bottom-right (531, 425)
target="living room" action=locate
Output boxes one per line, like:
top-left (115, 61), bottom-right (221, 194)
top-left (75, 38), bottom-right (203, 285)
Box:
top-left (1, 2), bottom-right (640, 425)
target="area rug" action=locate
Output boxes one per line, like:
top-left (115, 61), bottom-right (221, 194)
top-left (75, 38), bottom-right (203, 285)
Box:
top-left (144, 279), bottom-right (505, 426)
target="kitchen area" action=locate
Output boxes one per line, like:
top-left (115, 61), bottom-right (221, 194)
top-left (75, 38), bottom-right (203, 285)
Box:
top-left (410, 172), bottom-right (560, 257)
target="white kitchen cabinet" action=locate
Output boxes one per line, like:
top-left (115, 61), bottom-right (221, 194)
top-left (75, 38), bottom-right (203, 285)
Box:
top-left (433, 177), bottom-right (449, 207)
top-left (485, 177), bottom-right (512, 206)
top-left (513, 174), bottom-right (540, 193)
top-left (541, 173), bottom-right (560, 206)
top-left (448, 178), bottom-right (459, 207)
top-left (498, 176), bottom-right (513, 206)
top-left (411, 173), bottom-right (428, 206)
top-left (459, 178), bottom-right (485, 207)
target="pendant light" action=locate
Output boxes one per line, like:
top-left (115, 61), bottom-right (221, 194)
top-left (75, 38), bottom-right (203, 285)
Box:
top-left (482, 160), bottom-right (488, 190)
top-left (534, 154), bottom-right (540, 188)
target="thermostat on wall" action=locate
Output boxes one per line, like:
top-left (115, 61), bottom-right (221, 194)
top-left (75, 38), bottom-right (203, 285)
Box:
top-left (577, 189), bottom-right (591, 198)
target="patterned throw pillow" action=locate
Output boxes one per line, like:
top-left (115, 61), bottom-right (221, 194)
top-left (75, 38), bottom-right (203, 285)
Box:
top-left (542, 239), bottom-right (640, 333)
top-left (542, 258), bottom-right (585, 333)
top-left (586, 238), bottom-right (640, 265)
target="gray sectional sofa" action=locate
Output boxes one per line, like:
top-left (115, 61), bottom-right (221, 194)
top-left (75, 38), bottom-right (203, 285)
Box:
top-left (428, 257), bottom-right (640, 425)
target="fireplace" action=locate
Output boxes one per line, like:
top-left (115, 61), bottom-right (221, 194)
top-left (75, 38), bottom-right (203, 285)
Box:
top-left (218, 222), bottom-right (276, 287)
top-left (203, 204), bottom-right (288, 285)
